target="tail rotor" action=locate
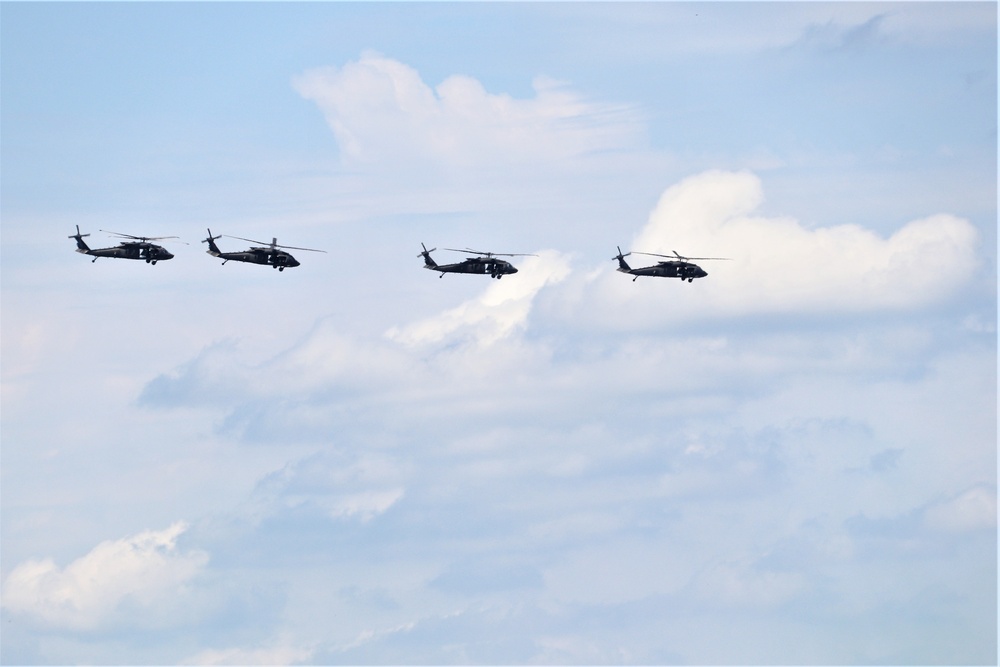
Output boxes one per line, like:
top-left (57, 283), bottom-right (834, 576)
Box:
top-left (68, 225), bottom-right (91, 240)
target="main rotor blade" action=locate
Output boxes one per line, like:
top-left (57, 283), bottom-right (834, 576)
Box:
top-left (444, 248), bottom-right (536, 257)
top-left (100, 229), bottom-right (142, 239)
top-left (101, 229), bottom-right (181, 242)
top-left (224, 235), bottom-right (326, 252)
top-left (671, 250), bottom-right (730, 260)
top-left (277, 244), bottom-right (327, 253)
top-left (225, 235), bottom-right (270, 246)
top-left (633, 251), bottom-right (730, 261)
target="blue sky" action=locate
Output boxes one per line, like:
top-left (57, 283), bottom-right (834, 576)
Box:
top-left (1, 2), bottom-right (996, 664)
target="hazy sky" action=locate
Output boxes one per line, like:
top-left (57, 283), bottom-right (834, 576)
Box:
top-left (1, 2), bottom-right (996, 664)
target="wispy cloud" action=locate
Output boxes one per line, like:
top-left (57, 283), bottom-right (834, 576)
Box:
top-left (182, 644), bottom-right (314, 666)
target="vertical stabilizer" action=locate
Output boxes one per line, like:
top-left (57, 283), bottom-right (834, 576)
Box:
top-left (203, 228), bottom-right (223, 256)
top-left (613, 246), bottom-right (632, 272)
top-left (419, 243), bottom-right (438, 268)
top-left (69, 225), bottom-right (92, 252)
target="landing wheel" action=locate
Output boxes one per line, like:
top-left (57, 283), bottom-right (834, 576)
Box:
top-left (278, 266), bottom-right (284, 271)
top-left (152, 260), bottom-right (157, 265)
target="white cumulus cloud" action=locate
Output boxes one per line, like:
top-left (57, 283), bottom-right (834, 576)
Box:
top-left (2, 522), bottom-right (208, 631)
top-left (293, 52), bottom-right (642, 167)
top-left (387, 251), bottom-right (571, 346)
top-left (580, 170), bottom-right (980, 325)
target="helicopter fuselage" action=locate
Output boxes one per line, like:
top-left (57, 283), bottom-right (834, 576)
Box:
top-left (613, 247), bottom-right (723, 283)
top-left (210, 248), bottom-right (300, 270)
top-left (75, 242), bottom-right (174, 263)
top-left (428, 257), bottom-right (517, 278)
top-left (619, 260), bottom-right (707, 282)
top-left (419, 245), bottom-right (524, 279)
top-left (203, 231), bottom-right (313, 271)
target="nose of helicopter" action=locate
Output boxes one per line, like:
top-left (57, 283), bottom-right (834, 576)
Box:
top-left (161, 250), bottom-right (174, 260)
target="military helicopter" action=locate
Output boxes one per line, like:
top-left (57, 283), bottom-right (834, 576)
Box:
top-left (68, 226), bottom-right (181, 264)
top-left (419, 243), bottom-right (535, 279)
top-left (613, 246), bottom-right (730, 282)
top-left (203, 229), bottom-right (326, 270)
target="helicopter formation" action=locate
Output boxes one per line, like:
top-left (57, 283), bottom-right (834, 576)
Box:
top-left (68, 227), bottom-right (729, 281)
top-left (69, 226), bottom-right (326, 271)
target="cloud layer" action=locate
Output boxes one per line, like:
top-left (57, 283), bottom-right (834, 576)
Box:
top-left (105, 166), bottom-right (993, 662)
top-left (3, 8), bottom-right (994, 661)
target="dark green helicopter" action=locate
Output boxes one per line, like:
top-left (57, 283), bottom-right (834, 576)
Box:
top-left (419, 244), bottom-right (535, 279)
top-left (203, 229), bottom-right (326, 270)
top-left (68, 226), bottom-right (181, 264)
top-left (614, 246), bottom-right (730, 282)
